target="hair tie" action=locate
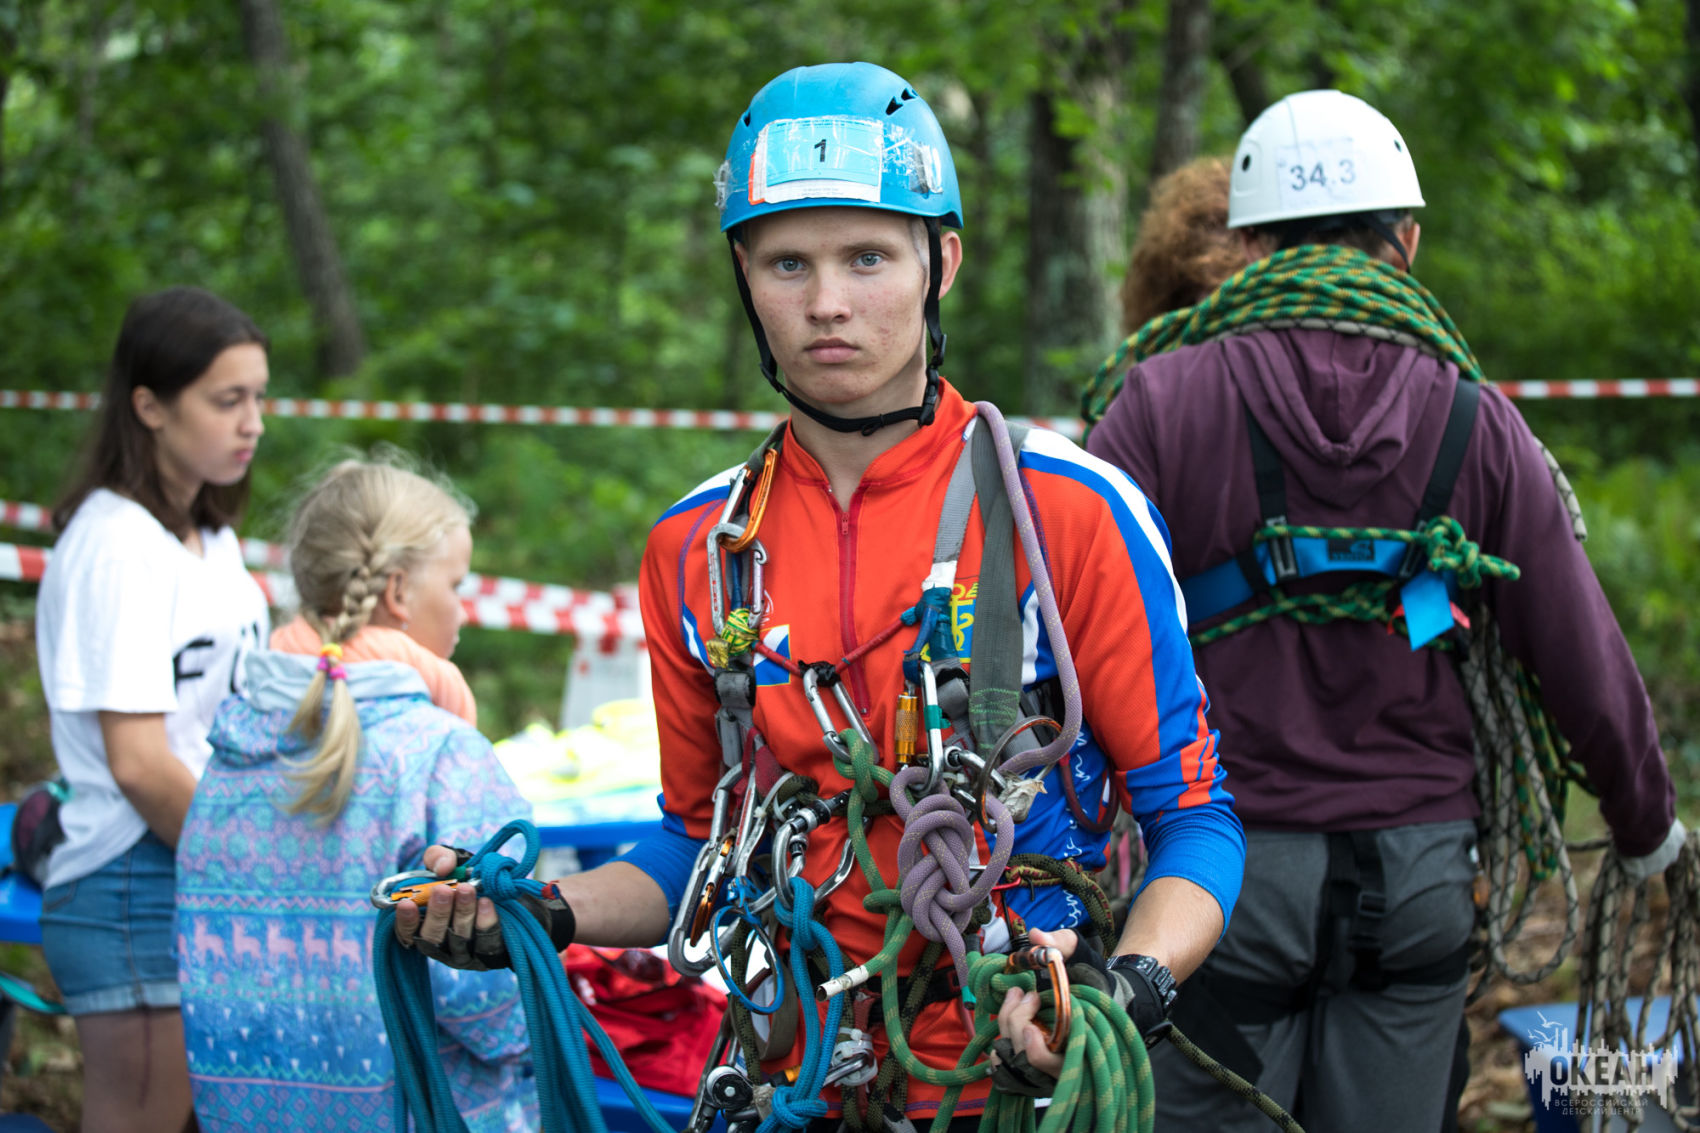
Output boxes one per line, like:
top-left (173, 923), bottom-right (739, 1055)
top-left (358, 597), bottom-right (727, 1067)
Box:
top-left (317, 642), bottom-right (347, 682)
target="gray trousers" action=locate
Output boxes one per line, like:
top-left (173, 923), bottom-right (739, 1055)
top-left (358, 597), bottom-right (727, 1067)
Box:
top-left (1151, 821), bottom-right (1477, 1133)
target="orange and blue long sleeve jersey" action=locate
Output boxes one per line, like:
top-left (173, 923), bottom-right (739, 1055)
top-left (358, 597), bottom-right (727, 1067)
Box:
top-left (620, 381), bottom-right (1242, 1112)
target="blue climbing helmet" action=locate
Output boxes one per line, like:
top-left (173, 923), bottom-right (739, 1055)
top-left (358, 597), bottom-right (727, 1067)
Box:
top-left (716, 62), bottom-right (962, 435)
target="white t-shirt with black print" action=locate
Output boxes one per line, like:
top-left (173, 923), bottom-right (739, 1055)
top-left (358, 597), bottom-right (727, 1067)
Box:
top-left (35, 489), bottom-right (269, 889)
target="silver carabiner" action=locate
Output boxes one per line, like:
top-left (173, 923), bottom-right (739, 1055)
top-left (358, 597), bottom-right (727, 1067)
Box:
top-left (705, 521), bottom-right (745, 635)
top-left (816, 837), bottom-right (859, 903)
top-left (667, 765), bottom-right (746, 976)
top-left (914, 664), bottom-right (948, 794)
top-left (802, 665), bottom-right (873, 761)
top-left (729, 772), bottom-right (785, 882)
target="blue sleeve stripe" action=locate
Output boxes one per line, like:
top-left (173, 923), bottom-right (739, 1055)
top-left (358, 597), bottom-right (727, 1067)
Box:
top-left (1019, 437), bottom-right (1207, 772)
top-left (613, 802), bottom-right (705, 940)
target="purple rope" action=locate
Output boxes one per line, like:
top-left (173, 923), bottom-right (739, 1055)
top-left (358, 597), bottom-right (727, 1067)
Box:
top-left (890, 765), bottom-right (1014, 988)
top-left (973, 401), bottom-right (1083, 780)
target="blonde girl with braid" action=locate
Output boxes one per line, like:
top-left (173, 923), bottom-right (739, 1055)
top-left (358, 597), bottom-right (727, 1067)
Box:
top-left (173, 458), bottom-right (536, 1133)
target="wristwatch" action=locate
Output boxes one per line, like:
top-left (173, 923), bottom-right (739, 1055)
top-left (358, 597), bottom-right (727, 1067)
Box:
top-left (1107, 953), bottom-right (1179, 1019)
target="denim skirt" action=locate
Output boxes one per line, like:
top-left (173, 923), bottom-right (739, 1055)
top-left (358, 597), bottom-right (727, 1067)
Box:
top-left (40, 832), bottom-right (181, 1015)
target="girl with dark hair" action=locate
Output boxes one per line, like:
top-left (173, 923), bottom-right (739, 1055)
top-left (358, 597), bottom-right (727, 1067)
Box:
top-left (34, 286), bottom-right (271, 1133)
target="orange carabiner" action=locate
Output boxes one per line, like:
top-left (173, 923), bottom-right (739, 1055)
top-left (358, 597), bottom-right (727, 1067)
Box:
top-left (1005, 945), bottom-right (1072, 1053)
top-left (688, 834), bottom-right (737, 942)
top-left (375, 874), bottom-right (479, 907)
top-left (720, 449), bottom-right (777, 554)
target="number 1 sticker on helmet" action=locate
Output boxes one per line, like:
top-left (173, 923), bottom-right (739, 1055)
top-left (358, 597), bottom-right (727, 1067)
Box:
top-left (750, 116), bottom-right (884, 206)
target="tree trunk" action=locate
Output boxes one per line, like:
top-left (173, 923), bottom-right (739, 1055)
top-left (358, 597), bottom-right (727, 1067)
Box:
top-left (1149, 0), bottom-right (1213, 182)
top-left (1685, 0), bottom-right (1700, 180)
top-left (239, 0), bottom-right (366, 379)
top-left (1216, 36), bottom-right (1271, 126)
top-left (1023, 81), bottom-right (1126, 414)
top-left (0, 23), bottom-right (12, 212)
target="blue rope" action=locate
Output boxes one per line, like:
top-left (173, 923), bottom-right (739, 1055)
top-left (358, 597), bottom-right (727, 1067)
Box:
top-left (758, 877), bottom-right (847, 1133)
top-left (709, 901), bottom-right (786, 1016)
top-left (372, 819), bottom-right (676, 1133)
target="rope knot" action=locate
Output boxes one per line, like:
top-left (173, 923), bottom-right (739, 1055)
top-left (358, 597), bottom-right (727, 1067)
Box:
top-left (1419, 516), bottom-right (1518, 589)
top-left (719, 607), bottom-right (761, 659)
top-left (889, 765), bottom-right (1014, 989)
top-left (472, 853), bottom-right (525, 901)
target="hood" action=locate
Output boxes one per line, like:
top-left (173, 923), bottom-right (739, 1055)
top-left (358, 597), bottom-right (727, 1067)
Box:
top-left (213, 649), bottom-right (431, 766)
top-left (1225, 328), bottom-right (1448, 510)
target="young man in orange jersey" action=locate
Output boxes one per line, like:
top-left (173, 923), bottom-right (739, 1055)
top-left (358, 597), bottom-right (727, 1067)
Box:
top-left (400, 63), bottom-right (1245, 1130)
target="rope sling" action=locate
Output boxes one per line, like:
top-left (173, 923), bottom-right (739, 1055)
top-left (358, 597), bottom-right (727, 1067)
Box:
top-left (1079, 243), bottom-right (1699, 1129)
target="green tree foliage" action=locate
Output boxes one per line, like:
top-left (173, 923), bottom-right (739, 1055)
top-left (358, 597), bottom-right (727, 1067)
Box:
top-left (0, 0), bottom-right (1695, 779)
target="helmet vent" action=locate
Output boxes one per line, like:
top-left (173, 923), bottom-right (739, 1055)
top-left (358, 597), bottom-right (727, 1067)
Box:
top-left (743, 112), bottom-right (752, 126)
top-left (886, 89), bottom-right (917, 115)
top-left (1394, 139), bottom-right (1403, 152)
top-left (1241, 154), bottom-right (1251, 171)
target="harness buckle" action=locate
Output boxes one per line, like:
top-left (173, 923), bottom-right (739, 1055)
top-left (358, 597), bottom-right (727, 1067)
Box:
top-left (1265, 516), bottom-right (1300, 584)
top-left (1394, 539), bottom-right (1429, 584)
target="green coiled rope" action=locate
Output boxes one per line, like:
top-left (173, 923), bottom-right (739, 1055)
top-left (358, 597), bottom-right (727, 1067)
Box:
top-left (1079, 244), bottom-right (1482, 439)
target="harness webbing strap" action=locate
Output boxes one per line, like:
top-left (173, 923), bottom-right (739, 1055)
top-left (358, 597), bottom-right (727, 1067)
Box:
top-left (1244, 408), bottom-right (1298, 583)
top-left (1245, 409), bottom-right (1287, 526)
top-left (1341, 830), bottom-right (1388, 992)
top-left (1397, 378), bottom-right (1481, 582)
top-left (967, 420), bottom-right (1029, 750)
top-left (930, 434), bottom-right (978, 575)
top-left (1181, 375), bottom-right (1487, 629)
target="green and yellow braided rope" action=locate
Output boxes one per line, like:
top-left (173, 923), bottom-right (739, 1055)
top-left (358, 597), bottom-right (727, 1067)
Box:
top-left (1079, 244), bottom-right (1483, 439)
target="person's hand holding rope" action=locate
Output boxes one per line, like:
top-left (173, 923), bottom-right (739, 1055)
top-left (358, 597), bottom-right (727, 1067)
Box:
top-left (988, 927), bottom-right (1178, 1096)
top-left (390, 843), bottom-right (576, 969)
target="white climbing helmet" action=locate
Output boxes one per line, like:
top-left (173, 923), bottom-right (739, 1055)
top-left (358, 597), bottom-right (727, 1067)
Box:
top-left (1227, 90), bottom-right (1424, 230)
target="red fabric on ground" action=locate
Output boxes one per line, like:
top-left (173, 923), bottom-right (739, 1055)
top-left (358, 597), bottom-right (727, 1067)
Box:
top-left (561, 945), bottom-right (727, 1097)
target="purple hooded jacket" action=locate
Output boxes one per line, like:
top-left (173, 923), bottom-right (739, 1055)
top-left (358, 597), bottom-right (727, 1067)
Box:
top-left (1087, 327), bottom-right (1674, 855)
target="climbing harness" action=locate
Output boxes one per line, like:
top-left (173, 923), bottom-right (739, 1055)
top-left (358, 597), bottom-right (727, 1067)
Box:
top-left (372, 820), bottom-right (675, 1133)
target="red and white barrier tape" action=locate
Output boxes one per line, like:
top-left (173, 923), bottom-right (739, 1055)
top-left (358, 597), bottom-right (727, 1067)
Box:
top-left (0, 541), bottom-right (644, 643)
top-left (1490, 379), bottom-right (1700, 399)
top-left (2, 499), bottom-right (624, 611)
top-left (4, 383), bottom-right (1696, 440)
top-left (0, 389), bottom-right (1084, 436)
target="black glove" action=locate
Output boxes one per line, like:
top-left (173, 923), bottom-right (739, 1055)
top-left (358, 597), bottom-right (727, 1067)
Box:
top-left (406, 868), bottom-right (577, 972)
top-left (989, 1036), bottom-right (1058, 1098)
top-left (1062, 934), bottom-right (1177, 1046)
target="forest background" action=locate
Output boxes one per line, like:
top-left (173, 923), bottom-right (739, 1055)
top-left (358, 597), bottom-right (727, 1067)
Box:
top-left (0, 0), bottom-right (1698, 1122)
top-left (2, 0), bottom-right (1699, 763)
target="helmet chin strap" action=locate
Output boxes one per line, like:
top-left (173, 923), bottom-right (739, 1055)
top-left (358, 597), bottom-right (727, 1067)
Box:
top-left (726, 218), bottom-right (945, 436)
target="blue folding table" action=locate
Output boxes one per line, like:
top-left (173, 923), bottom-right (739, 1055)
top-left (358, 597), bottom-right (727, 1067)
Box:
top-left (0, 805), bottom-right (41, 947)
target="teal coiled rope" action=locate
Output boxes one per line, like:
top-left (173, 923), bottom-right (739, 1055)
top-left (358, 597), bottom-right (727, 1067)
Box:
top-left (760, 876), bottom-right (848, 1133)
top-left (372, 819), bottom-right (675, 1133)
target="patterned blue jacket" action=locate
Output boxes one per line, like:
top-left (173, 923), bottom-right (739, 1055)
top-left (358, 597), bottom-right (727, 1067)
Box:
top-left (176, 650), bottom-right (536, 1132)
